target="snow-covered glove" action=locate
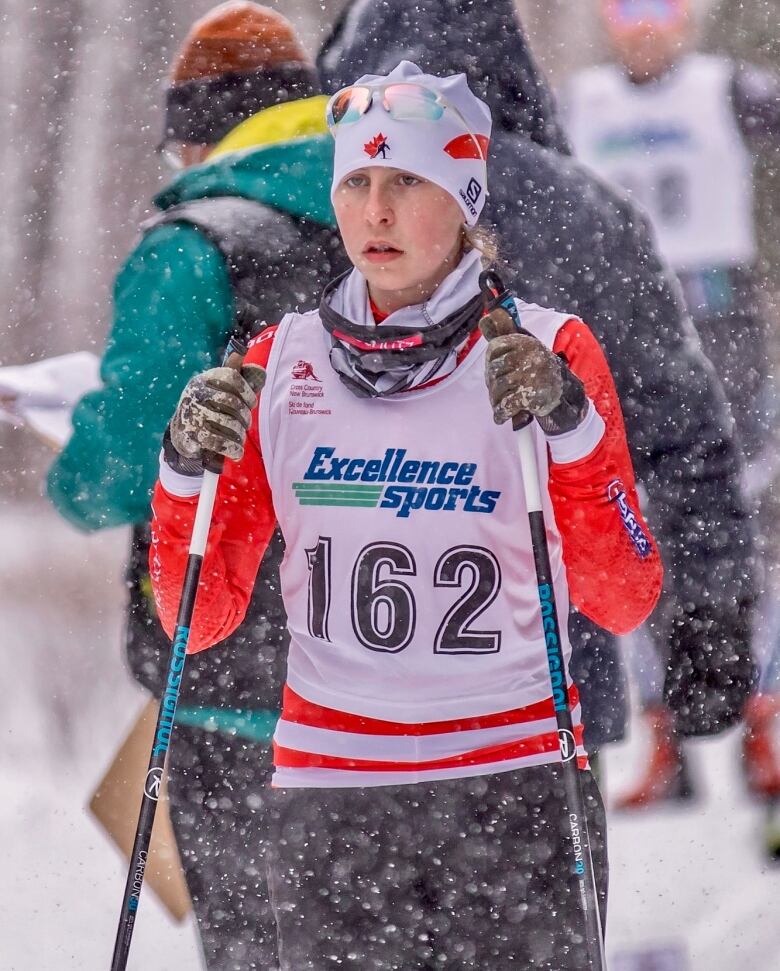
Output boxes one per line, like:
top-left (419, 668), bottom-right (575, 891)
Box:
top-left (165, 365), bottom-right (266, 474)
top-left (480, 307), bottom-right (588, 432)
top-left (664, 601), bottom-right (758, 737)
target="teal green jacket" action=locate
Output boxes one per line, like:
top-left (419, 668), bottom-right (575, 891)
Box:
top-left (47, 135), bottom-right (335, 530)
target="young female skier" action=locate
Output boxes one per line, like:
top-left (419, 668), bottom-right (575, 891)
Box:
top-left (150, 60), bottom-right (662, 970)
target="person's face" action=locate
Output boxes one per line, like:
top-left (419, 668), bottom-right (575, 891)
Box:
top-left (333, 166), bottom-right (464, 315)
top-left (602, 0), bottom-right (690, 81)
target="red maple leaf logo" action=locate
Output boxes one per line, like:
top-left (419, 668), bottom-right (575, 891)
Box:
top-left (364, 133), bottom-right (390, 159)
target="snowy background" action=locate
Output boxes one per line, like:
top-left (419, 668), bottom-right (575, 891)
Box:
top-left (3, 0), bottom-right (780, 968)
top-left (4, 505), bottom-right (780, 970)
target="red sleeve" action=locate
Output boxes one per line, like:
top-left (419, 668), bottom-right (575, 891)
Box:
top-left (549, 319), bottom-right (663, 635)
top-left (149, 327), bottom-right (279, 652)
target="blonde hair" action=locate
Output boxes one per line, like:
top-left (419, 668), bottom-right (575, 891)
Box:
top-left (463, 224), bottom-right (500, 266)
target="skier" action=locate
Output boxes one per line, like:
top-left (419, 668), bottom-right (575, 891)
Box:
top-left (707, 0), bottom-right (780, 855)
top-left (317, 0), bottom-right (757, 773)
top-left (562, 0), bottom-right (780, 808)
top-left (150, 60), bottom-right (663, 969)
top-left (45, 3), bottom-right (345, 965)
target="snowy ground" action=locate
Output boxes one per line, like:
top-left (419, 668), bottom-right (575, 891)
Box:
top-left (3, 502), bottom-right (780, 970)
top-left (605, 728), bottom-right (780, 969)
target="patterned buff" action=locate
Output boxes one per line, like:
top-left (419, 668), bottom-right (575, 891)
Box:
top-left (328, 60), bottom-right (492, 226)
top-left (322, 249), bottom-right (484, 397)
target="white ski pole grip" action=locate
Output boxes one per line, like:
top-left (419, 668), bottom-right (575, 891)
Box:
top-left (479, 269), bottom-right (607, 969)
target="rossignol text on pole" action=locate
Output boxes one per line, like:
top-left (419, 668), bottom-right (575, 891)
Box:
top-left (479, 269), bottom-right (607, 970)
top-left (109, 335), bottom-right (249, 971)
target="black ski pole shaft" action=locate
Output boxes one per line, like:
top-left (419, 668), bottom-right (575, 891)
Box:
top-left (518, 433), bottom-right (606, 967)
top-left (110, 336), bottom-right (248, 971)
top-left (479, 271), bottom-right (606, 969)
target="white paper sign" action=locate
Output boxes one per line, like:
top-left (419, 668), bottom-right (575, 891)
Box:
top-left (0, 352), bottom-right (101, 448)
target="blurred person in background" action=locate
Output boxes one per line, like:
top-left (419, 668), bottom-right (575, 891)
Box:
top-left (706, 0), bottom-right (780, 288)
top-left (319, 0), bottom-right (756, 780)
top-left (706, 0), bottom-right (780, 852)
top-left (46, 2), bottom-right (346, 966)
top-left (562, 0), bottom-right (780, 814)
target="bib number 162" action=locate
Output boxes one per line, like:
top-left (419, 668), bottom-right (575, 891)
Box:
top-left (305, 536), bottom-right (502, 655)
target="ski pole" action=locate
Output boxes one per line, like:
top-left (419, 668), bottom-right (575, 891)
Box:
top-left (479, 270), bottom-right (607, 970)
top-left (109, 335), bottom-right (249, 971)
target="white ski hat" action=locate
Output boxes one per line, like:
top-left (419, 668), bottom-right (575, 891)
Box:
top-left (328, 60), bottom-right (492, 226)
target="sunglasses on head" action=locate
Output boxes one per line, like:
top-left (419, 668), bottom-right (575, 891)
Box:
top-left (326, 81), bottom-right (488, 163)
top-left (611, 0), bottom-right (684, 25)
top-left (327, 82), bottom-right (456, 127)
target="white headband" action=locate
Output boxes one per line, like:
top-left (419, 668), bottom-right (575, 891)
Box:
top-left (329, 60), bottom-right (492, 226)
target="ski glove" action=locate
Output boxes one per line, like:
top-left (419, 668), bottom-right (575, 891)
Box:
top-left (480, 308), bottom-right (588, 432)
top-left (166, 365), bottom-right (266, 473)
top-left (664, 600), bottom-right (758, 737)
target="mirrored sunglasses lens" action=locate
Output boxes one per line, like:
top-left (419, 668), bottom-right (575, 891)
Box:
top-left (328, 87), bottom-right (372, 126)
top-left (383, 84), bottom-right (444, 121)
top-left (614, 0), bottom-right (680, 23)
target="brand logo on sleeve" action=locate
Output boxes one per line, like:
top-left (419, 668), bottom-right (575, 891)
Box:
top-left (248, 328), bottom-right (275, 349)
top-left (293, 446), bottom-right (501, 518)
top-left (608, 480), bottom-right (652, 559)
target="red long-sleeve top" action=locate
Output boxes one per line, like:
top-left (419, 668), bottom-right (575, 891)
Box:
top-left (150, 318), bottom-right (662, 651)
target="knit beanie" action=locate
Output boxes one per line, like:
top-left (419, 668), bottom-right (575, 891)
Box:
top-left (330, 61), bottom-right (492, 226)
top-left (162, 1), bottom-right (318, 146)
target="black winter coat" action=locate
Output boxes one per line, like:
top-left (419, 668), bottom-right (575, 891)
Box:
top-left (318, 0), bottom-right (755, 745)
